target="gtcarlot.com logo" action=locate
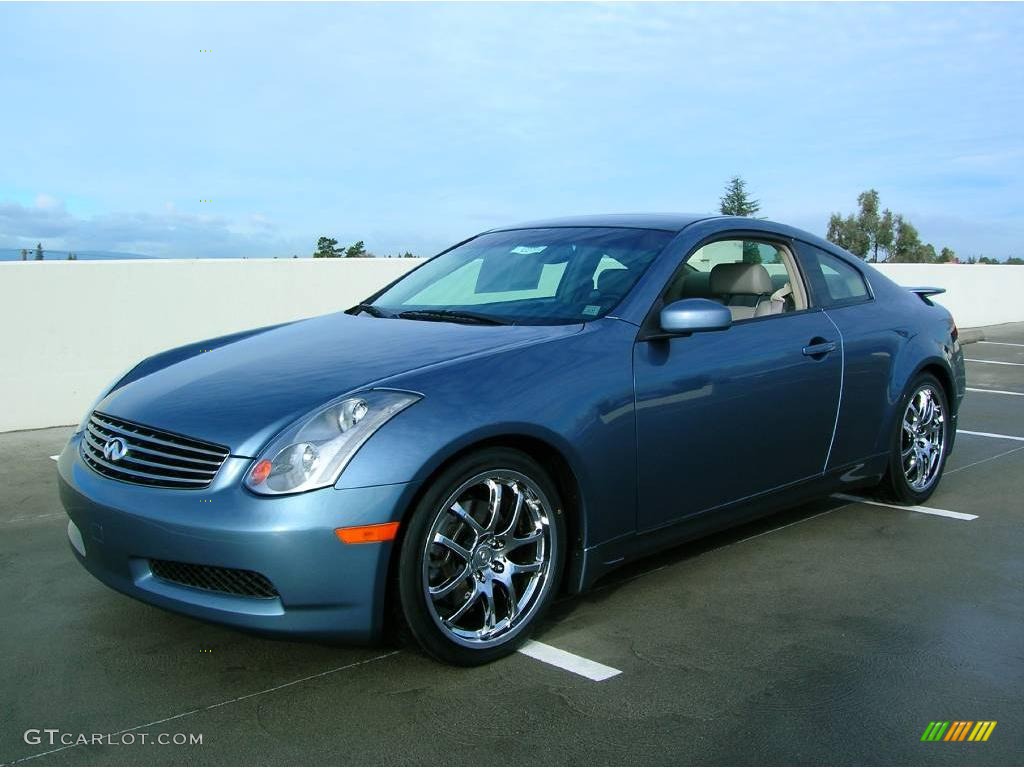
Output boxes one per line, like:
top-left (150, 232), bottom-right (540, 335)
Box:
top-left (24, 729), bottom-right (203, 747)
top-left (920, 721), bottom-right (997, 742)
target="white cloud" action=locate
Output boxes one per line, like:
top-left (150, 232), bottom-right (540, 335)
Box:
top-left (34, 193), bottom-right (61, 211)
top-left (0, 198), bottom-right (299, 258)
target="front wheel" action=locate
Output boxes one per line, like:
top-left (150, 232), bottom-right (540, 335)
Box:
top-left (397, 448), bottom-right (564, 666)
top-left (874, 373), bottom-right (951, 504)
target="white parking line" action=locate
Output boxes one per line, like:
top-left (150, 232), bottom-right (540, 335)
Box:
top-left (832, 494), bottom-right (977, 521)
top-left (518, 640), bottom-right (621, 681)
top-left (977, 341), bottom-right (1024, 348)
top-left (959, 429), bottom-right (1024, 443)
top-left (4, 651), bottom-right (400, 765)
top-left (965, 358), bottom-right (1024, 366)
top-left (947, 445), bottom-right (1024, 475)
top-left (49, 455), bottom-right (59, 461)
top-left (966, 387), bottom-right (1024, 397)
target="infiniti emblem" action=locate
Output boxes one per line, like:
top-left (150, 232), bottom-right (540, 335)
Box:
top-left (102, 437), bottom-right (129, 462)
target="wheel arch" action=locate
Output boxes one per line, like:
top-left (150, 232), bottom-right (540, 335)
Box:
top-left (883, 355), bottom-right (958, 459)
top-left (917, 361), bottom-right (955, 405)
top-left (381, 431), bottom-right (588, 638)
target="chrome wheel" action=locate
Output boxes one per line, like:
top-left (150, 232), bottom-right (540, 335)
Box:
top-left (422, 470), bottom-right (555, 647)
top-left (901, 385), bottom-right (946, 492)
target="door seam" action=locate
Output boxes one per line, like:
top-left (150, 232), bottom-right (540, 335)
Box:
top-left (822, 310), bottom-right (845, 473)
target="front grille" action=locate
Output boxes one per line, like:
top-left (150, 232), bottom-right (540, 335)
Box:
top-left (81, 412), bottom-right (229, 490)
top-left (150, 559), bottom-right (278, 598)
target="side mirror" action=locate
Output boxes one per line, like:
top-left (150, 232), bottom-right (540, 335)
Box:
top-left (659, 298), bottom-right (732, 335)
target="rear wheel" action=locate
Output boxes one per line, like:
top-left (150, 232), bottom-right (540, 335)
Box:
top-left (397, 448), bottom-right (564, 666)
top-left (874, 373), bottom-right (950, 504)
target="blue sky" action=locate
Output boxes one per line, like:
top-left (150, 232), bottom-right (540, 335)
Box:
top-left (1, 2), bottom-right (1022, 258)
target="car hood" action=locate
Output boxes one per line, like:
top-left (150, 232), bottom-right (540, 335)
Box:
top-left (100, 312), bottom-right (582, 456)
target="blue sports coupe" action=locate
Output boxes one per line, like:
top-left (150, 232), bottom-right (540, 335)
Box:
top-left (58, 214), bottom-right (966, 665)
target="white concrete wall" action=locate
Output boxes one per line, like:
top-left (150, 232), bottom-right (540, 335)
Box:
top-left (872, 263), bottom-right (1024, 327)
top-left (1, 259), bottom-right (422, 432)
top-left (0, 259), bottom-right (1020, 432)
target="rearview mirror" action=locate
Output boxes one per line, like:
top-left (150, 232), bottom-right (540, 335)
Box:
top-left (659, 298), bottom-right (732, 335)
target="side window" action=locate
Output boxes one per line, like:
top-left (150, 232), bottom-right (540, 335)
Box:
top-left (804, 246), bottom-right (870, 306)
top-left (664, 239), bottom-right (807, 321)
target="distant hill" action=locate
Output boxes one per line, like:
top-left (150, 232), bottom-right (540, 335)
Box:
top-left (0, 248), bottom-right (155, 261)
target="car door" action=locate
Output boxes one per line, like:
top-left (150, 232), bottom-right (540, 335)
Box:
top-left (633, 236), bottom-right (842, 531)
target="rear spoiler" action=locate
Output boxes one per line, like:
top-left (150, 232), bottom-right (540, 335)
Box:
top-left (904, 286), bottom-right (946, 298)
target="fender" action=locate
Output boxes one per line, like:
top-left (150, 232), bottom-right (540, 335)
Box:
top-left (882, 335), bottom-right (961, 457)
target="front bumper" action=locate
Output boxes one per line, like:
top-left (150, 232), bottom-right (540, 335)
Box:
top-left (58, 433), bottom-right (418, 642)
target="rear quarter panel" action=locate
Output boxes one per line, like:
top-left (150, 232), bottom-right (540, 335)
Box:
top-left (825, 263), bottom-right (964, 469)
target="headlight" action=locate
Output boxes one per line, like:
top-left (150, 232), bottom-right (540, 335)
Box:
top-left (76, 364), bottom-right (140, 432)
top-left (244, 390), bottom-right (420, 495)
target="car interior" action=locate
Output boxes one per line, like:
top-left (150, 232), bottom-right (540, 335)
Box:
top-left (664, 240), bottom-right (808, 320)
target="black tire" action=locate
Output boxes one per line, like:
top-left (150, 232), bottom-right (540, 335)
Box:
top-left (397, 447), bottom-right (565, 666)
top-left (873, 373), bottom-right (951, 505)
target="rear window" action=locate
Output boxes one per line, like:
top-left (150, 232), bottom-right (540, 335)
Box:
top-left (803, 245), bottom-right (871, 306)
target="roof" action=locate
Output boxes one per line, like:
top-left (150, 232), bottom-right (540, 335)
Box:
top-left (488, 213), bottom-right (720, 233)
top-left (483, 213), bottom-right (853, 264)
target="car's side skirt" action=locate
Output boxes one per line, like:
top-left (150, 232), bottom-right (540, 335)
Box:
top-left (573, 453), bottom-right (888, 592)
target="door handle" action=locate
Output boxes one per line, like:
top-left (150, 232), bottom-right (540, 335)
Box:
top-left (802, 340), bottom-right (837, 358)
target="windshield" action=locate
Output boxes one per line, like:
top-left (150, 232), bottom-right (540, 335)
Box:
top-left (367, 227), bottom-right (673, 325)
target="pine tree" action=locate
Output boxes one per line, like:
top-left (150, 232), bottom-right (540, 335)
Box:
top-left (719, 176), bottom-right (761, 217)
top-left (313, 237), bottom-right (341, 258)
top-left (344, 240), bottom-right (367, 258)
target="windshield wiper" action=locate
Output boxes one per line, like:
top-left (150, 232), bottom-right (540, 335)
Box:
top-left (348, 303), bottom-right (390, 318)
top-left (396, 309), bottom-right (511, 326)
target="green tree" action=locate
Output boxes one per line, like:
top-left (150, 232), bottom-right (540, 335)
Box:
top-left (344, 240), bottom-right (367, 258)
top-left (890, 216), bottom-right (924, 262)
top-left (34, 242), bottom-right (44, 261)
top-left (826, 190), bottom-right (955, 263)
top-left (939, 247), bottom-right (957, 263)
top-left (20, 248), bottom-right (28, 261)
top-left (826, 213), bottom-right (869, 258)
top-left (915, 243), bottom-right (937, 264)
top-left (855, 190), bottom-right (880, 243)
top-left (313, 236), bottom-right (341, 258)
top-left (1006, 257), bottom-right (1024, 265)
top-left (850, 190), bottom-right (896, 262)
top-left (719, 176), bottom-right (761, 217)
top-left (874, 208), bottom-right (895, 262)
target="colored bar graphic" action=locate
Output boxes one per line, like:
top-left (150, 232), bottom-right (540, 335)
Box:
top-left (922, 720), bottom-right (996, 742)
top-left (921, 721), bottom-right (950, 741)
top-left (945, 721), bottom-right (973, 741)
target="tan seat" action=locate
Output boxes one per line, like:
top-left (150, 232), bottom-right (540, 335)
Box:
top-left (709, 263), bottom-right (786, 320)
top-left (665, 270), bottom-right (713, 304)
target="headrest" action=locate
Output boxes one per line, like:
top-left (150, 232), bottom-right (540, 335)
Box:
top-left (709, 263), bottom-right (774, 296)
top-left (597, 267), bottom-right (632, 295)
top-left (680, 271), bottom-right (712, 298)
